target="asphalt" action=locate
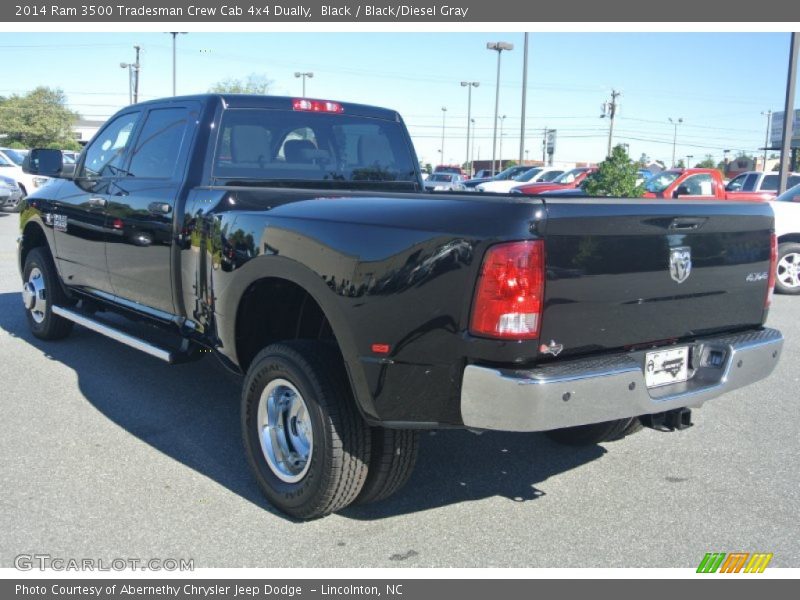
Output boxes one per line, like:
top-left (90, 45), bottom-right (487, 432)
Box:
top-left (0, 211), bottom-right (798, 568)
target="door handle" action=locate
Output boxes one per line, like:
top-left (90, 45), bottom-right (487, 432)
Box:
top-left (88, 196), bottom-right (107, 207)
top-left (669, 217), bottom-right (707, 231)
top-left (148, 202), bottom-right (172, 215)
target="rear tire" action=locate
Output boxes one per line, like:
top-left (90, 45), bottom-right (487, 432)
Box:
top-left (355, 428), bottom-right (419, 505)
top-left (775, 242), bottom-right (800, 295)
top-left (546, 418), bottom-right (637, 446)
top-left (241, 341), bottom-right (370, 519)
top-left (22, 247), bottom-right (73, 340)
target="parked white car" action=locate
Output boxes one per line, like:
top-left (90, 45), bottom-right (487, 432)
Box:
top-left (0, 148), bottom-right (51, 197)
top-left (770, 183), bottom-right (800, 294)
top-left (476, 167), bottom-right (564, 193)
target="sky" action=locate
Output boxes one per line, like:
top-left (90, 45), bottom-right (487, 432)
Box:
top-left (0, 31), bottom-right (797, 168)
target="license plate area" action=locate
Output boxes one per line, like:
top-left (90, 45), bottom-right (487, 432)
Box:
top-left (644, 347), bottom-right (689, 388)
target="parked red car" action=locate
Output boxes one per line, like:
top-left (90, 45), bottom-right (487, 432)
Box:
top-left (642, 169), bottom-right (727, 199)
top-left (511, 167), bottom-right (597, 194)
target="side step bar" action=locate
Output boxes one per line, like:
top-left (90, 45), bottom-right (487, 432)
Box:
top-left (52, 305), bottom-right (176, 363)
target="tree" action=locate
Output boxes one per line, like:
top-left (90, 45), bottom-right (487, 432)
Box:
top-left (0, 87), bottom-right (79, 149)
top-left (675, 159), bottom-right (686, 168)
top-left (583, 144), bottom-right (644, 198)
top-left (695, 154), bottom-right (716, 169)
top-left (209, 73), bottom-right (272, 94)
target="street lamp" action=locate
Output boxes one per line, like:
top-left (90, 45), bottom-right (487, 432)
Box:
top-left (669, 117), bottom-right (683, 168)
top-left (498, 114), bottom-right (507, 170)
top-left (295, 72), bottom-right (314, 97)
top-left (470, 118), bottom-right (476, 170)
top-left (440, 106), bottom-right (447, 167)
top-left (487, 41), bottom-right (513, 176)
top-left (167, 32), bottom-right (187, 96)
top-left (119, 46), bottom-right (141, 105)
top-left (120, 62), bottom-right (134, 105)
top-left (686, 154), bottom-right (694, 168)
top-left (461, 81), bottom-right (479, 175)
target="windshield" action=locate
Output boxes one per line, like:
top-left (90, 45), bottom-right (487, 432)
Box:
top-left (494, 166), bottom-right (528, 180)
top-left (645, 171), bottom-right (681, 193)
top-left (553, 168), bottom-right (588, 184)
top-left (0, 148), bottom-right (26, 166)
top-left (429, 173), bottom-right (454, 182)
top-left (513, 168), bottom-right (542, 182)
top-left (776, 182), bottom-right (800, 202)
top-left (213, 109), bottom-right (419, 188)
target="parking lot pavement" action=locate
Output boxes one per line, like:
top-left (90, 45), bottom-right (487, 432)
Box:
top-left (0, 211), bottom-right (798, 569)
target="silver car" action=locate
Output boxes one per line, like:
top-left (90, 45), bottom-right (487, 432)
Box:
top-left (0, 174), bottom-right (23, 212)
top-left (424, 172), bottom-right (466, 192)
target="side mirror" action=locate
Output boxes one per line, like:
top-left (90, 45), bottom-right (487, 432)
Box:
top-left (23, 149), bottom-right (73, 178)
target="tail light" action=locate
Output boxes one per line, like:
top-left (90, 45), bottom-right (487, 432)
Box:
top-left (766, 233), bottom-right (777, 308)
top-left (470, 240), bottom-right (545, 340)
top-left (292, 99), bottom-right (344, 113)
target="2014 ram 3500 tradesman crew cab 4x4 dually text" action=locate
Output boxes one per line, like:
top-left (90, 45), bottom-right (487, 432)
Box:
top-left (18, 95), bottom-right (783, 519)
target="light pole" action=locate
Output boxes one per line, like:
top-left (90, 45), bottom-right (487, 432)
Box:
top-left (498, 114), bottom-right (507, 170)
top-left (461, 81), bottom-right (479, 175)
top-left (487, 41), bottom-right (513, 176)
top-left (470, 118), bottom-right (476, 171)
top-left (295, 72), bottom-right (314, 97)
top-left (519, 32), bottom-right (528, 163)
top-left (669, 117), bottom-right (683, 168)
top-left (779, 33), bottom-right (799, 193)
top-left (120, 46), bottom-right (141, 105)
top-left (167, 32), bottom-right (187, 96)
top-left (686, 154), bottom-right (694, 168)
top-left (762, 109), bottom-right (773, 170)
top-left (440, 106), bottom-right (447, 167)
top-left (120, 62), bottom-right (133, 105)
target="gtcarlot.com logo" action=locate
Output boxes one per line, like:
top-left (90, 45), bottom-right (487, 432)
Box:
top-left (14, 554), bottom-right (194, 571)
top-left (697, 552), bottom-right (773, 573)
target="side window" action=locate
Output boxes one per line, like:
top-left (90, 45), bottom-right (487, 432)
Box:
top-left (743, 173), bottom-right (759, 191)
top-left (128, 108), bottom-right (190, 179)
top-left (80, 112), bottom-right (139, 178)
top-left (680, 174), bottom-right (714, 196)
top-left (726, 174), bottom-right (747, 192)
top-left (760, 175), bottom-right (779, 191)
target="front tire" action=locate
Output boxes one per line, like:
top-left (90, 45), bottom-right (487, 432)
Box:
top-left (775, 242), bottom-right (800, 295)
top-left (241, 341), bottom-right (370, 519)
top-left (22, 247), bottom-right (73, 340)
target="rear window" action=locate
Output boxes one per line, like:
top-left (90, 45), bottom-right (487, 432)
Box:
top-left (213, 109), bottom-right (418, 186)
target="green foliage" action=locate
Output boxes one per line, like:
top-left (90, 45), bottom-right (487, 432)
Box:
top-left (695, 154), bottom-right (716, 169)
top-left (583, 144), bottom-right (644, 198)
top-left (209, 73), bottom-right (272, 94)
top-left (0, 87), bottom-right (79, 149)
top-left (503, 160), bottom-right (517, 168)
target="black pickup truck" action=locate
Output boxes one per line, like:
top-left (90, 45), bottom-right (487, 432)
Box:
top-left (19, 94), bottom-right (783, 519)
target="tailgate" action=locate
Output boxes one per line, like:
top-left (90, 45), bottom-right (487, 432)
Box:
top-left (539, 199), bottom-right (774, 357)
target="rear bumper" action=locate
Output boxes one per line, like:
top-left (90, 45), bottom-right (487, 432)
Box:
top-left (461, 328), bottom-right (783, 432)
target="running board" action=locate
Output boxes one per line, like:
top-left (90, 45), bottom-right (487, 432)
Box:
top-left (52, 305), bottom-right (176, 363)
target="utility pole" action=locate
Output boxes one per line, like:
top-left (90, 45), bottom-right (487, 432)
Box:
top-left (779, 32), bottom-right (798, 194)
top-left (762, 110), bottom-right (773, 170)
top-left (519, 32), bottom-right (528, 163)
top-left (601, 89), bottom-right (621, 157)
top-left (168, 32), bottom-right (187, 96)
top-left (440, 106), bottom-right (447, 166)
top-left (133, 45), bottom-right (141, 104)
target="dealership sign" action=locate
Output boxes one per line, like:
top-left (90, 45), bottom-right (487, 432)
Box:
top-left (770, 110), bottom-right (800, 148)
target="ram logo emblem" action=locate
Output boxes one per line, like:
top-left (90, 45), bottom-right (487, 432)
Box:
top-left (669, 246), bottom-right (692, 284)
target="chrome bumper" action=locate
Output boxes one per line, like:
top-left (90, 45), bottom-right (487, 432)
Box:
top-left (461, 328), bottom-right (783, 432)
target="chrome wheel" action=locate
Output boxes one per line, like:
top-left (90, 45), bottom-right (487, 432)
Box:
top-left (22, 267), bottom-right (47, 323)
top-left (777, 252), bottom-right (800, 289)
top-left (257, 378), bottom-right (313, 483)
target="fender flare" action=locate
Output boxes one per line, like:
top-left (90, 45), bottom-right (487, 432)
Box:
top-left (215, 254), bottom-right (378, 421)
